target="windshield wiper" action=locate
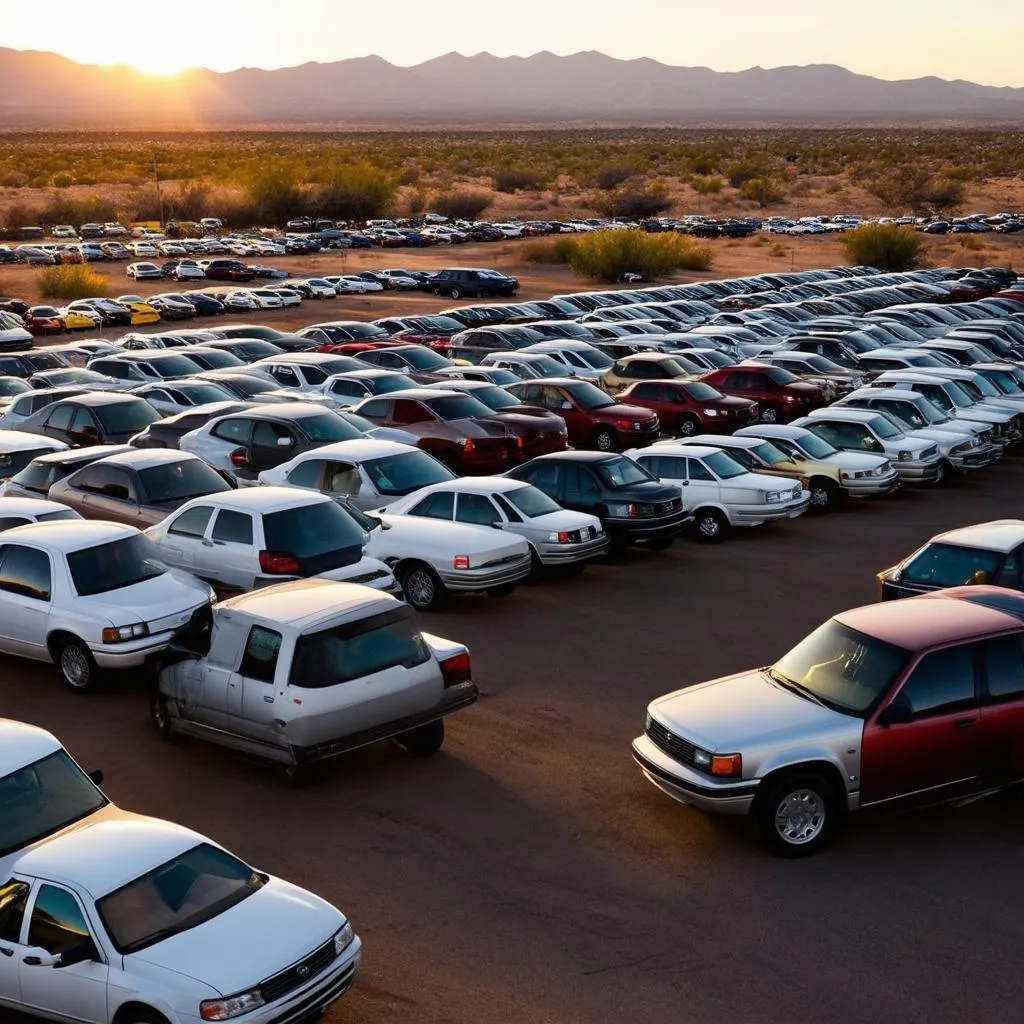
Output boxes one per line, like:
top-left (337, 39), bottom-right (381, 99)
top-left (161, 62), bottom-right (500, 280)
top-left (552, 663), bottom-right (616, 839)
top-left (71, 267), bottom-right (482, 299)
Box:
top-left (764, 667), bottom-right (828, 709)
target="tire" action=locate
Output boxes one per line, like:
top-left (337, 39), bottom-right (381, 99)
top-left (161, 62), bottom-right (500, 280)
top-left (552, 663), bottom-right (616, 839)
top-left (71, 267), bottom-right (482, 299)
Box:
top-left (693, 508), bottom-right (728, 543)
top-left (807, 477), bottom-right (838, 513)
top-left (487, 583), bottom-right (516, 598)
top-left (432, 286), bottom-right (441, 295)
top-left (756, 772), bottom-right (838, 857)
top-left (676, 414), bottom-right (700, 437)
top-left (398, 563), bottom-right (447, 611)
top-left (149, 687), bottom-right (175, 739)
top-left (115, 1009), bottom-right (169, 1024)
top-left (395, 719), bottom-right (445, 758)
top-left (53, 635), bottom-right (100, 695)
top-left (592, 426), bottom-right (617, 452)
top-left (935, 459), bottom-right (950, 485)
top-left (450, 286), bottom-right (462, 300)
top-left (760, 404), bottom-right (781, 424)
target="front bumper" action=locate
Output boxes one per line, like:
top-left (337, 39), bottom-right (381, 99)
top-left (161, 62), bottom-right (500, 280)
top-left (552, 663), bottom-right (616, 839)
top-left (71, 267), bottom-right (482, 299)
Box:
top-left (841, 469), bottom-right (900, 497)
top-left (90, 630), bottom-right (178, 668)
top-left (535, 531), bottom-right (610, 565)
top-left (618, 425), bottom-right (661, 448)
top-left (729, 493), bottom-right (810, 525)
top-left (892, 458), bottom-right (943, 484)
top-left (605, 508), bottom-right (693, 543)
top-left (632, 736), bottom-right (759, 815)
top-left (948, 444), bottom-right (1002, 471)
top-left (438, 554), bottom-right (532, 591)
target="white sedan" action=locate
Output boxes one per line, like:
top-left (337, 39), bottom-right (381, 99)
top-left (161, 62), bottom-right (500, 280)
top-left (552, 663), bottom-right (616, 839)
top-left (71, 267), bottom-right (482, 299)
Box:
top-left (0, 519), bottom-right (213, 692)
top-left (299, 278), bottom-right (338, 299)
top-left (125, 262), bottom-right (163, 280)
top-left (0, 496), bottom-right (82, 530)
top-left (0, 815), bottom-right (360, 1024)
top-left (145, 487), bottom-right (400, 595)
top-left (268, 287), bottom-right (302, 307)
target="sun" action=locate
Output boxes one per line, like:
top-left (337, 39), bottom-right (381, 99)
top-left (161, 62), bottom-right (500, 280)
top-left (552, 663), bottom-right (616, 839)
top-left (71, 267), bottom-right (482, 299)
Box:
top-left (125, 55), bottom-right (193, 77)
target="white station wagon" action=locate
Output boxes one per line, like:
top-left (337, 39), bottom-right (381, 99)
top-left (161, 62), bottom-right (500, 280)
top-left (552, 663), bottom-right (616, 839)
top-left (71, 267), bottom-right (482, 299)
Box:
top-left (0, 520), bottom-right (213, 693)
top-left (626, 441), bottom-right (810, 542)
top-left (153, 580), bottom-right (478, 780)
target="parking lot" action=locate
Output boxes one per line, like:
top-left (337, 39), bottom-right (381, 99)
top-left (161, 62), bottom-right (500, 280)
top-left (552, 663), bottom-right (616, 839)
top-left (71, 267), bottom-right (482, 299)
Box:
top-left (3, 458), bottom-right (1023, 1024)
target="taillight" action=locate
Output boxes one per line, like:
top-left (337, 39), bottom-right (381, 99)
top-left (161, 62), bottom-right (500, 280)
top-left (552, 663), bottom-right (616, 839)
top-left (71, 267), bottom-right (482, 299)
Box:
top-left (615, 418), bottom-right (635, 430)
top-left (258, 550), bottom-right (302, 575)
top-left (229, 447), bottom-right (249, 467)
top-left (453, 555), bottom-right (471, 569)
top-left (463, 439), bottom-right (475, 453)
top-left (440, 650), bottom-right (472, 688)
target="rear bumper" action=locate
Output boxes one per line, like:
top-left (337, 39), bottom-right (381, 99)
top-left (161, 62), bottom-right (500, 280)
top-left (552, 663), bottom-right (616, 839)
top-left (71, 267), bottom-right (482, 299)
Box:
top-left (438, 555), bottom-right (532, 591)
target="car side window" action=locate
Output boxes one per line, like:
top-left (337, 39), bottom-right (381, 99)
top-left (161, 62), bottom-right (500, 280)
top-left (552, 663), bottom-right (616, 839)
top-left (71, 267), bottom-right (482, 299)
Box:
top-left (75, 465), bottom-right (134, 500)
top-left (211, 418), bottom-right (252, 445)
top-left (357, 399), bottom-right (389, 420)
top-left (647, 455), bottom-right (683, 480)
top-left (391, 400), bottom-right (430, 425)
top-left (0, 516), bottom-right (31, 531)
top-left (44, 403), bottom-right (75, 430)
top-left (996, 550), bottom-right (1022, 590)
top-left (167, 505), bottom-right (214, 539)
top-left (27, 884), bottom-right (92, 956)
top-left (70, 408), bottom-right (99, 435)
top-left (239, 625), bottom-right (282, 683)
top-left (896, 645), bottom-right (977, 718)
top-left (981, 635), bottom-right (1024, 701)
top-left (376, 353), bottom-right (404, 370)
top-left (328, 380), bottom-right (359, 397)
top-left (631, 383), bottom-right (659, 400)
top-left (523, 462), bottom-right (561, 495)
top-left (687, 459), bottom-right (715, 482)
top-left (211, 510), bottom-right (253, 544)
top-left (287, 458), bottom-right (325, 489)
top-left (301, 367), bottom-right (327, 385)
top-left (492, 493), bottom-right (522, 522)
top-left (810, 423), bottom-right (850, 449)
top-left (408, 491), bottom-right (455, 520)
top-left (147, 389), bottom-right (171, 403)
top-left (561, 464), bottom-right (600, 502)
top-left (253, 421), bottom-right (296, 449)
top-left (456, 493), bottom-right (500, 526)
top-left (269, 366), bottom-right (301, 387)
top-left (0, 879), bottom-right (29, 942)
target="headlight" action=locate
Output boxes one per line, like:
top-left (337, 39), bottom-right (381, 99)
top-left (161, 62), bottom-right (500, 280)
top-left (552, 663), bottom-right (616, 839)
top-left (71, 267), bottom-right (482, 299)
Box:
top-left (693, 748), bottom-right (712, 769)
top-left (766, 491), bottom-right (781, 502)
top-left (645, 711), bottom-right (653, 730)
top-left (101, 623), bottom-right (150, 644)
top-left (703, 408), bottom-right (719, 416)
top-left (898, 449), bottom-right (912, 461)
top-left (952, 441), bottom-right (971, 454)
top-left (200, 989), bottom-right (266, 1021)
top-left (334, 921), bottom-right (355, 956)
top-left (606, 502), bottom-right (631, 516)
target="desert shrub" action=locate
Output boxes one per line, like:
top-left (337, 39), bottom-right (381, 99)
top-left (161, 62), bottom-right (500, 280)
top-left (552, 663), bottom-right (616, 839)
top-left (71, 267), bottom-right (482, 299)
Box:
top-left (51, 172), bottom-right (75, 188)
top-left (726, 159), bottom-right (768, 188)
top-left (689, 153), bottom-right (719, 176)
top-left (38, 265), bottom-right (109, 300)
top-left (522, 237), bottom-right (576, 264)
top-left (740, 177), bottom-right (785, 208)
top-left (1, 171), bottom-right (29, 188)
top-left (431, 191), bottom-right (492, 220)
top-left (313, 163), bottom-right (397, 222)
top-left (692, 176), bottom-right (725, 195)
top-left (567, 229), bottom-right (713, 281)
top-left (597, 187), bottom-right (671, 219)
top-left (593, 163), bottom-right (636, 190)
top-left (243, 166), bottom-right (306, 225)
top-left (493, 167), bottom-right (548, 193)
top-left (842, 225), bottom-right (922, 271)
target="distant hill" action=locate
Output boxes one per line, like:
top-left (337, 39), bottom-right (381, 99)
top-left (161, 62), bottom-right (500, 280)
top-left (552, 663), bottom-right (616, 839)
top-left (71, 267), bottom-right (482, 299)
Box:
top-left (3, 48), bottom-right (1024, 126)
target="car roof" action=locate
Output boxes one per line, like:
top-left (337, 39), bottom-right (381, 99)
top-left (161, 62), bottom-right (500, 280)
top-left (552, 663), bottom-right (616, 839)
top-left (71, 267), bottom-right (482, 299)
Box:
top-left (213, 402), bottom-right (325, 422)
top-left (287, 438), bottom-right (418, 461)
top-left (645, 442), bottom-right (723, 458)
top-left (413, 475), bottom-right (528, 495)
top-left (13, 818), bottom-right (203, 898)
top-left (330, 368), bottom-right (404, 380)
top-left (929, 519), bottom-right (1024, 554)
top-left (29, 444), bottom-right (131, 465)
top-left (0, 430), bottom-right (67, 452)
top-left (735, 424), bottom-right (813, 440)
top-left (48, 392), bottom-right (140, 408)
top-left (2, 518), bottom-right (136, 551)
top-left (806, 407), bottom-right (885, 423)
top-left (88, 449), bottom-right (201, 470)
top-left (0, 496), bottom-right (76, 515)
top-left (219, 578), bottom-right (398, 631)
top-left (837, 586), bottom-right (1024, 650)
top-left (0, 718), bottom-right (62, 777)
top-left (618, 352), bottom-right (678, 362)
top-left (512, 377), bottom-right (580, 387)
top-left (180, 485), bottom-right (325, 513)
top-left (258, 352), bottom-right (354, 364)
top-left (525, 451), bottom-right (619, 464)
top-left (685, 434), bottom-right (763, 449)
top-left (373, 388), bottom-right (462, 401)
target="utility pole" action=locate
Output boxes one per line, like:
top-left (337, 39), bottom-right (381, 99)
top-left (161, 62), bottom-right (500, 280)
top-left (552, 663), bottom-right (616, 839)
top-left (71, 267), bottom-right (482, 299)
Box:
top-left (153, 156), bottom-right (165, 226)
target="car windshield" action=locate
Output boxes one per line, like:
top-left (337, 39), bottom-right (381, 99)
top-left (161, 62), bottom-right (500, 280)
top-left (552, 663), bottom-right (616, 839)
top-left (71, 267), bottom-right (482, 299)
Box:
top-left (139, 460), bottom-right (231, 504)
top-left (290, 604), bottom-right (430, 688)
top-left (337, 324), bottom-right (388, 340)
top-left (220, 375), bottom-right (277, 397)
top-left (899, 542), bottom-right (1004, 587)
top-left (25, 353), bottom-right (68, 371)
top-left (295, 412), bottom-right (363, 443)
top-left (0, 378), bottom-right (30, 396)
top-left (985, 369), bottom-right (1023, 394)
top-left (0, 447), bottom-right (60, 476)
top-left (97, 842), bottom-right (266, 955)
top-left (704, 451), bottom-right (747, 479)
top-left (424, 394), bottom-right (494, 420)
top-left (595, 457), bottom-right (654, 488)
top-left (750, 441), bottom-right (789, 466)
top-left (770, 620), bottom-right (911, 716)
top-left (763, 366), bottom-right (802, 385)
top-left (400, 347), bottom-right (450, 371)
top-left (360, 373), bottom-right (414, 394)
top-left (8, 460), bottom-right (60, 491)
top-left (802, 355), bottom-right (845, 372)
top-left (470, 386), bottom-right (521, 411)
top-left (96, 400), bottom-right (161, 433)
top-left (37, 509), bottom-right (81, 523)
top-left (505, 484), bottom-right (561, 517)
top-left (233, 341), bottom-right (283, 360)
top-left (564, 381), bottom-right (615, 410)
top-left (171, 384), bottom-right (230, 404)
top-left (43, 370), bottom-right (107, 386)
top-left (681, 382), bottom-right (723, 401)
top-left (576, 348), bottom-right (614, 369)
top-left (941, 381), bottom-right (975, 408)
top-left (362, 451), bottom-right (455, 495)
top-left (66, 533), bottom-right (166, 596)
top-left (191, 351), bottom-right (242, 369)
top-left (968, 374), bottom-right (1001, 397)
top-left (866, 416), bottom-right (902, 439)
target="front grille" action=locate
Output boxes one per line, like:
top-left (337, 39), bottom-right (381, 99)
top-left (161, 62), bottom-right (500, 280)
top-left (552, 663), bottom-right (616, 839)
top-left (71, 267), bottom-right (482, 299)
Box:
top-left (646, 719), bottom-right (697, 768)
top-left (260, 939), bottom-right (338, 1004)
top-left (921, 445), bottom-right (938, 461)
top-left (655, 497), bottom-right (682, 516)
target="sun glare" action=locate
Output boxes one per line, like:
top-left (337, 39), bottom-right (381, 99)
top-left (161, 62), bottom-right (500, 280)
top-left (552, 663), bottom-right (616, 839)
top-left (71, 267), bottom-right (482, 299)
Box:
top-left (126, 55), bottom-right (192, 77)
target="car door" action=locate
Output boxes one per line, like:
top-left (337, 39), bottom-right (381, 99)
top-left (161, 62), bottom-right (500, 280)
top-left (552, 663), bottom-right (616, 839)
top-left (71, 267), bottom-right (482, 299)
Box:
top-left (249, 420), bottom-right (299, 473)
top-left (455, 492), bottom-right (502, 527)
top-left (199, 509), bottom-right (256, 590)
top-left (404, 490), bottom-right (456, 522)
top-left (264, 364), bottom-right (303, 391)
top-left (861, 642), bottom-right (986, 806)
top-left (206, 416), bottom-right (254, 473)
top-left (321, 460), bottom-right (365, 503)
top-left (38, 402), bottom-right (75, 443)
top-left (0, 544), bottom-right (52, 658)
top-left (67, 407), bottom-right (103, 446)
top-left (70, 465), bottom-right (138, 524)
top-left (542, 387), bottom-right (587, 441)
top-left (977, 633), bottom-right (1024, 783)
top-left (227, 624), bottom-right (285, 748)
top-left (0, 879), bottom-right (29, 1009)
top-left (157, 504), bottom-right (215, 572)
top-left (17, 881), bottom-right (108, 1024)
top-left (559, 463), bottom-right (602, 516)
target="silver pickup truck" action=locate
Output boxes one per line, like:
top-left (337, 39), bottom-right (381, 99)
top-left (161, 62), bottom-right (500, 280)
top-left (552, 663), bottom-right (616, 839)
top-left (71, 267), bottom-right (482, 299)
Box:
top-left (151, 579), bottom-right (477, 782)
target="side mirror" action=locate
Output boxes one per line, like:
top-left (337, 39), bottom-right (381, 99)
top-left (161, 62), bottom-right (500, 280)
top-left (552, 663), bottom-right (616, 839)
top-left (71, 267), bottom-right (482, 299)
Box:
top-left (560, 400), bottom-right (572, 410)
top-left (22, 948), bottom-right (62, 968)
top-left (276, 436), bottom-right (294, 447)
top-left (55, 938), bottom-right (100, 969)
top-left (877, 698), bottom-right (913, 727)
top-left (969, 570), bottom-right (992, 585)
top-left (87, 769), bottom-right (104, 785)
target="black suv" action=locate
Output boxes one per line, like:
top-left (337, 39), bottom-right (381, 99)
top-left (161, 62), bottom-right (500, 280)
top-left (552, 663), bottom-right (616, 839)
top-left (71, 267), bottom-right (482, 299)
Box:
top-left (430, 268), bottom-right (519, 300)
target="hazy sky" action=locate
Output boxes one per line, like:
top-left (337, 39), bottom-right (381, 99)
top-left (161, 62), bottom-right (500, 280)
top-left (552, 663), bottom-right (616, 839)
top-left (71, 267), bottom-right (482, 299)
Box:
top-left (4, 0), bottom-right (1024, 85)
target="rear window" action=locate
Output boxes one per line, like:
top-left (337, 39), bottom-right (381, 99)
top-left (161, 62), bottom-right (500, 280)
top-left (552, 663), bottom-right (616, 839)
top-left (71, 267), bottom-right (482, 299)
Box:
top-left (0, 378), bottom-right (30, 397)
top-left (899, 542), bottom-right (1004, 588)
top-left (290, 605), bottom-right (430, 688)
top-left (8, 460), bottom-right (61, 492)
top-left (0, 448), bottom-right (60, 477)
top-left (96, 400), bottom-right (161, 434)
top-left (138, 460), bottom-right (231, 504)
top-left (295, 413), bottom-right (363, 443)
top-left (262, 500), bottom-right (365, 575)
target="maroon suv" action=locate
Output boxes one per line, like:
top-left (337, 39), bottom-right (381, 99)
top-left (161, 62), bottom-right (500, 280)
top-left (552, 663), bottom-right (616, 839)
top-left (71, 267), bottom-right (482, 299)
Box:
top-left (424, 379), bottom-right (568, 459)
top-left (699, 365), bottom-right (824, 424)
top-left (350, 389), bottom-right (513, 473)
top-left (616, 379), bottom-right (759, 436)
top-left (507, 377), bottom-right (659, 452)
top-left (201, 259), bottom-right (256, 282)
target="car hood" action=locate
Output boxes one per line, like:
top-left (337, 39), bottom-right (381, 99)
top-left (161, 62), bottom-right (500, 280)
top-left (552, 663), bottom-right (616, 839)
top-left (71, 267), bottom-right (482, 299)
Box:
top-left (802, 449), bottom-right (888, 470)
top-left (598, 402), bottom-right (659, 422)
top-left (519, 508), bottom-right (603, 532)
top-left (446, 416), bottom-right (509, 438)
top-left (650, 668), bottom-right (855, 753)
top-left (488, 409), bottom-right (564, 430)
top-left (376, 512), bottom-right (528, 559)
top-left (78, 570), bottom-right (211, 630)
top-left (130, 876), bottom-right (344, 996)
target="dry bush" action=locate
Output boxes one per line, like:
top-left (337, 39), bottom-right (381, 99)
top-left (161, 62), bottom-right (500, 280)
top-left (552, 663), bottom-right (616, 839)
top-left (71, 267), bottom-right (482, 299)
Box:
top-left (431, 191), bottom-right (492, 220)
top-left (596, 187), bottom-right (671, 219)
top-left (842, 224), bottom-right (922, 271)
top-left (740, 177), bottom-right (785, 208)
top-left (692, 176), bottom-right (725, 195)
top-left (769, 242), bottom-right (788, 257)
top-left (522, 237), bottom-right (576, 264)
top-left (38, 265), bottom-right (109, 300)
top-left (592, 164), bottom-right (636, 190)
top-left (566, 229), bottom-right (713, 281)
top-left (493, 168), bottom-right (547, 193)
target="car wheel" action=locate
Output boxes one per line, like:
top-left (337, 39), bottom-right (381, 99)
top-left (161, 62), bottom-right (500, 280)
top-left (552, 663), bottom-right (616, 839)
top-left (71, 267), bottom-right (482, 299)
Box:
top-left (117, 1009), bottom-right (169, 1024)
top-left (432, 286), bottom-right (441, 295)
top-left (756, 772), bottom-right (838, 857)
top-left (53, 635), bottom-right (100, 695)
top-left (593, 426), bottom-right (617, 451)
top-left (450, 287), bottom-right (462, 299)
top-left (935, 459), bottom-right (949, 485)
top-left (760, 404), bottom-right (781, 424)
top-left (808, 477), bottom-right (838, 513)
top-left (149, 687), bottom-right (176, 739)
top-left (395, 719), bottom-right (445, 758)
top-left (693, 508), bottom-right (728, 543)
top-left (399, 562), bottom-right (447, 611)
top-left (486, 583), bottom-right (516, 598)
top-left (676, 414), bottom-right (700, 437)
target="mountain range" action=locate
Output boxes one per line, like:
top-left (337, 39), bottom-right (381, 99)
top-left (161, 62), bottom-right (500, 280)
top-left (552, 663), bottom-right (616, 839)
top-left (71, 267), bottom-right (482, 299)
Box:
top-left (3, 48), bottom-right (1024, 126)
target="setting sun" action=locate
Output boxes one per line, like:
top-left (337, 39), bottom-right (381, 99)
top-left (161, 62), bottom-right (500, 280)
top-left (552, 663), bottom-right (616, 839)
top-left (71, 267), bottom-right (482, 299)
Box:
top-left (123, 55), bottom-right (192, 78)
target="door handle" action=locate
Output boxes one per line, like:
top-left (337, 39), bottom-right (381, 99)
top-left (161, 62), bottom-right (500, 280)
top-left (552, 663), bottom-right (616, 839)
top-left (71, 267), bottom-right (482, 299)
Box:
top-left (954, 718), bottom-right (978, 729)
top-left (22, 956), bottom-right (42, 965)
top-left (0, 946), bottom-right (12, 957)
